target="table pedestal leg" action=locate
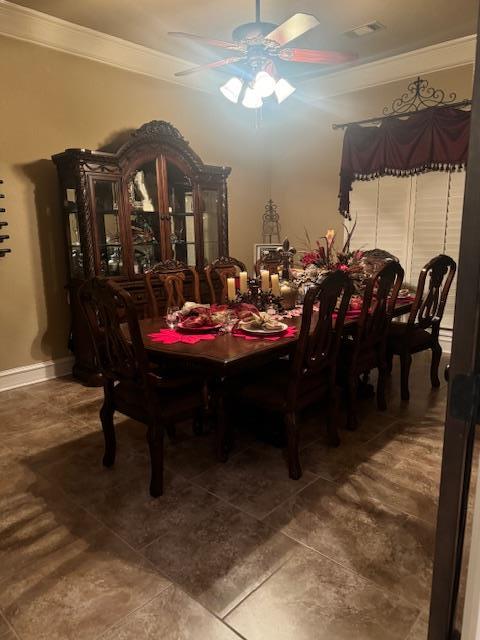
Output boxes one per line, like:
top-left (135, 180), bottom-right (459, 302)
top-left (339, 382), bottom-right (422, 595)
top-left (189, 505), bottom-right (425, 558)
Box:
top-left (211, 377), bottom-right (232, 463)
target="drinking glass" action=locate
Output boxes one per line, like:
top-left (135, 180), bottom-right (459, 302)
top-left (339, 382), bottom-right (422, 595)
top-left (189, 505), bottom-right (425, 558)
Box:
top-left (166, 306), bottom-right (180, 330)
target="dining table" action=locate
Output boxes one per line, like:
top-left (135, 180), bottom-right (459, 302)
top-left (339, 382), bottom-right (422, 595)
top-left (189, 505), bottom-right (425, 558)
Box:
top-left (130, 299), bottom-right (413, 461)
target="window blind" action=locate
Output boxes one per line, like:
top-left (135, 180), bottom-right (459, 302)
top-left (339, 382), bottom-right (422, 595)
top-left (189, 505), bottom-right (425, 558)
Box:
top-left (347, 170), bottom-right (464, 330)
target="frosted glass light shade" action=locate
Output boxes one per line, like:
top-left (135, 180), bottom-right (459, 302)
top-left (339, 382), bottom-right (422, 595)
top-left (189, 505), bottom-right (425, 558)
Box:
top-left (275, 78), bottom-right (296, 103)
top-left (220, 77), bottom-right (243, 103)
top-left (253, 70), bottom-right (276, 98)
top-left (242, 86), bottom-right (263, 109)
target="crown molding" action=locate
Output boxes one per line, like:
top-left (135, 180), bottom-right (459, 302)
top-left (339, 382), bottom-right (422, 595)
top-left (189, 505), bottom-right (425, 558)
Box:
top-left (303, 35), bottom-right (476, 101)
top-left (0, 0), bottom-right (213, 94)
top-left (0, 0), bottom-right (476, 101)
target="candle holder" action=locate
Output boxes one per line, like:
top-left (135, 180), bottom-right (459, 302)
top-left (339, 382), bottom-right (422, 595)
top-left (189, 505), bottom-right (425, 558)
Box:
top-left (234, 278), bottom-right (283, 312)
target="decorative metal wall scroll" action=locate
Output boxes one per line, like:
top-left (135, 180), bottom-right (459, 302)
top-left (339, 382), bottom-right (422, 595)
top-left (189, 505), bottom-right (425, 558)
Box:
top-left (0, 180), bottom-right (10, 258)
top-left (332, 76), bottom-right (471, 130)
top-left (383, 76), bottom-right (468, 115)
top-left (262, 198), bottom-right (280, 243)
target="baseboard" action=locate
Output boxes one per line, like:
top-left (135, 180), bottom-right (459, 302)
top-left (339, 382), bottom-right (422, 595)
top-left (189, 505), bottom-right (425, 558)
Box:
top-left (0, 356), bottom-right (74, 392)
top-left (439, 329), bottom-right (453, 354)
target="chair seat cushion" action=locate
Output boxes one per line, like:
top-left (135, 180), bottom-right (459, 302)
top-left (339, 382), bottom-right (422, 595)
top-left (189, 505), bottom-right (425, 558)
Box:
top-left (114, 375), bottom-right (203, 424)
top-left (388, 322), bottom-right (433, 353)
top-left (233, 358), bottom-right (329, 411)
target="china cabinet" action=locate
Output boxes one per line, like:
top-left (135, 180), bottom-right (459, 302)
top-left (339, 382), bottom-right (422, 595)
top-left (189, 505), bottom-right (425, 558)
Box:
top-left (53, 120), bottom-right (231, 383)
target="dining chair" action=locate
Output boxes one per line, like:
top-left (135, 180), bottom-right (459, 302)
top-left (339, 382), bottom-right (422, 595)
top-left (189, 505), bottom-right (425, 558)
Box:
top-left (339, 260), bottom-right (404, 430)
top-left (79, 277), bottom-right (204, 497)
top-left (144, 259), bottom-right (201, 316)
top-left (205, 256), bottom-right (247, 304)
top-left (231, 270), bottom-right (353, 480)
top-left (254, 249), bottom-right (284, 276)
top-left (387, 254), bottom-right (456, 401)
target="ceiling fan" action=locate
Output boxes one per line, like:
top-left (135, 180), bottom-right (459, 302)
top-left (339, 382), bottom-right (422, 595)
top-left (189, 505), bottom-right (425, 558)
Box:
top-left (169, 0), bottom-right (357, 108)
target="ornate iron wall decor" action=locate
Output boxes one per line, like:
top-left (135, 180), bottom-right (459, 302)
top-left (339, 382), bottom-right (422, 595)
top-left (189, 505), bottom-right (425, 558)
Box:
top-left (0, 180), bottom-right (10, 258)
top-left (262, 198), bottom-right (280, 243)
top-left (383, 76), bottom-right (466, 115)
top-left (333, 76), bottom-right (471, 130)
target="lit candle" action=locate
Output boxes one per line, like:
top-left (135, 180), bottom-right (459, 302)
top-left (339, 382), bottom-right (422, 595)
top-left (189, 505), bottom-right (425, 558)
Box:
top-left (260, 270), bottom-right (270, 292)
top-left (270, 273), bottom-right (281, 297)
top-left (227, 277), bottom-right (236, 301)
top-left (239, 271), bottom-right (248, 294)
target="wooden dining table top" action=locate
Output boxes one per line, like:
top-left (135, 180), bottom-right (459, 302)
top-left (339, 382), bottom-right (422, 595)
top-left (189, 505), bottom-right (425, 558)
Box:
top-left (135, 300), bottom-right (413, 376)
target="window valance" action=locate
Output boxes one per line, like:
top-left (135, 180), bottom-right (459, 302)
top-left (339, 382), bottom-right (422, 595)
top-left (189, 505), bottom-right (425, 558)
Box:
top-left (338, 106), bottom-right (470, 218)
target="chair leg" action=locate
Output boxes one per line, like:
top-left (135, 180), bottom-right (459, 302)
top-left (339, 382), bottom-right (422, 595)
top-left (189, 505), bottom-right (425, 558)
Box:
top-left (100, 388), bottom-right (116, 468)
top-left (346, 375), bottom-right (358, 431)
top-left (147, 421), bottom-right (164, 498)
top-left (431, 342), bottom-right (442, 388)
top-left (193, 410), bottom-right (204, 436)
top-left (326, 386), bottom-right (341, 447)
top-left (400, 351), bottom-right (413, 402)
top-left (386, 350), bottom-right (394, 375)
top-left (284, 411), bottom-right (302, 480)
top-left (377, 364), bottom-right (387, 411)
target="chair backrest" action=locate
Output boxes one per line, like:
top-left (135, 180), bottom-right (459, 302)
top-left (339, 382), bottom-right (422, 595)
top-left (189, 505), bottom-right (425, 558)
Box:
top-left (79, 277), bottom-right (149, 384)
top-left (254, 249), bottom-right (284, 276)
top-left (353, 260), bottom-right (404, 359)
top-left (144, 260), bottom-right (201, 316)
top-left (407, 255), bottom-right (457, 332)
top-left (205, 256), bottom-right (247, 304)
top-left (288, 270), bottom-right (353, 403)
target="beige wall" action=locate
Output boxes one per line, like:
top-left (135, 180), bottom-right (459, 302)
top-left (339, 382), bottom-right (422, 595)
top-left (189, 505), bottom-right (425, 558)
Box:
top-left (0, 32), bottom-right (474, 374)
top-left (0, 35), bottom-right (270, 371)
top-left (267, 65), bottom-right (474, 250)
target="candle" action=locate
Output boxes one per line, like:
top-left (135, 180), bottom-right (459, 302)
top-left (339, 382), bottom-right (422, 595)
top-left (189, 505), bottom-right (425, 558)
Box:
top-left (239, 271), bottom-right (248, 294)
top-left (227, 277), bottom-right (236, 301)
top-left (270, 273), bottom-right (281, 297)
top-left (260, 270), bottom-right (270, 292)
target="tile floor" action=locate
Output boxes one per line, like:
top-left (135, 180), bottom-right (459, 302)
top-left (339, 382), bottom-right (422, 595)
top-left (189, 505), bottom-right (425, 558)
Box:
top-left (0, 353), bottom-right (467, 639)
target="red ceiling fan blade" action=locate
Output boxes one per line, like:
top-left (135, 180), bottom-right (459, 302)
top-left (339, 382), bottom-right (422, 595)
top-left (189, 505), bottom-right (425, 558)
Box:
top-left (174, 56), bottom-right (246, 77)
top-left (169, 32), bottom-right (245, 52)
top-left (265, 13), bottom-right (319, 47)
top-left (278, 48), bottom-right (357, 64)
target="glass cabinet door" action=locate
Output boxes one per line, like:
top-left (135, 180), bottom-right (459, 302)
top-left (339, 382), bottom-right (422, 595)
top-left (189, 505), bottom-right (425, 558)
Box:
top-left (165, 160), bottom-right (196, 265)
top-left (200, 187), bottom-right (220, 265)
top-left (91, 178), bottom-right (123, 276)
top-left (64, 186), bottom-right (84, 278)
top-left (127, 160), bottom-right (161, 274)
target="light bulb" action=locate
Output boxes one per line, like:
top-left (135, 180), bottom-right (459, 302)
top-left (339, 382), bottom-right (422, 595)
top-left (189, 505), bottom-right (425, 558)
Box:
top-left (242, 86), bottom-right (263, 109)
top-left (220, 77), bottom-right (243, 103)
top-left (275, 78), bottom-right (296, 103)
top-left (253, 70), bottom-right (276, 98)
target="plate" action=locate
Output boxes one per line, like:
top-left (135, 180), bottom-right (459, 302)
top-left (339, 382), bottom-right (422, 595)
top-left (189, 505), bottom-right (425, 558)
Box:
top-left (177, 322), bottom-right (222, 333)
top-left (241, 322), bottom-right (288, 336)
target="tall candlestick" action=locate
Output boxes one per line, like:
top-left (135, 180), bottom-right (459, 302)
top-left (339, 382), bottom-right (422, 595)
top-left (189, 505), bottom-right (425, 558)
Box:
top-left (270, 273), bottom-right (281, 297)
top-left (260, 270), bottom-right (270, 292)
top-left (227, 277), bottom-right (236, 301)
top-left (239, 271), bottom-right (248, 294)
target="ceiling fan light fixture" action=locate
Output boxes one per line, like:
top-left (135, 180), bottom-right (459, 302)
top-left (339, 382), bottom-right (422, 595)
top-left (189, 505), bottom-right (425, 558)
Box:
top-left (242, 85), bottom-right (263, 109)
top-left (253, 70), bottom-right (277, 98)
top-left (275, 78), bottom-right (296, 103)
top-left (220, 76), bottom-right (243, 103)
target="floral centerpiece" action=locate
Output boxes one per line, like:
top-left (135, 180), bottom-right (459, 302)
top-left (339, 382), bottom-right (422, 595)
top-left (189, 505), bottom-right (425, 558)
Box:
top-left (294, 222), bottom-right (367, 292)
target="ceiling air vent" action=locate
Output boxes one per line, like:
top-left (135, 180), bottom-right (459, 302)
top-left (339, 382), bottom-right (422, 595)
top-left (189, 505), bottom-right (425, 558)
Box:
top-left (344, 22), bottom-right (385, 38)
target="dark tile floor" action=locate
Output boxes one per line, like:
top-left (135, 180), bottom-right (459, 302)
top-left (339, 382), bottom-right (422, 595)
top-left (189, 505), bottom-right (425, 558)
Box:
top-left (0, 353), bottom-right (460, 639)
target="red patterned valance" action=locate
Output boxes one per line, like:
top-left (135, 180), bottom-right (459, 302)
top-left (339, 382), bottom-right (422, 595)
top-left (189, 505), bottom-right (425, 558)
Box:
top-left (338, 106), bottom-right (470, 218)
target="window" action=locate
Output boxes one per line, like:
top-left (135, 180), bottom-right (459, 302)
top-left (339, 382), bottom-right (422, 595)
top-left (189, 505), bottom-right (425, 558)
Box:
top-left (347, 171), bottom-right (464, 330)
